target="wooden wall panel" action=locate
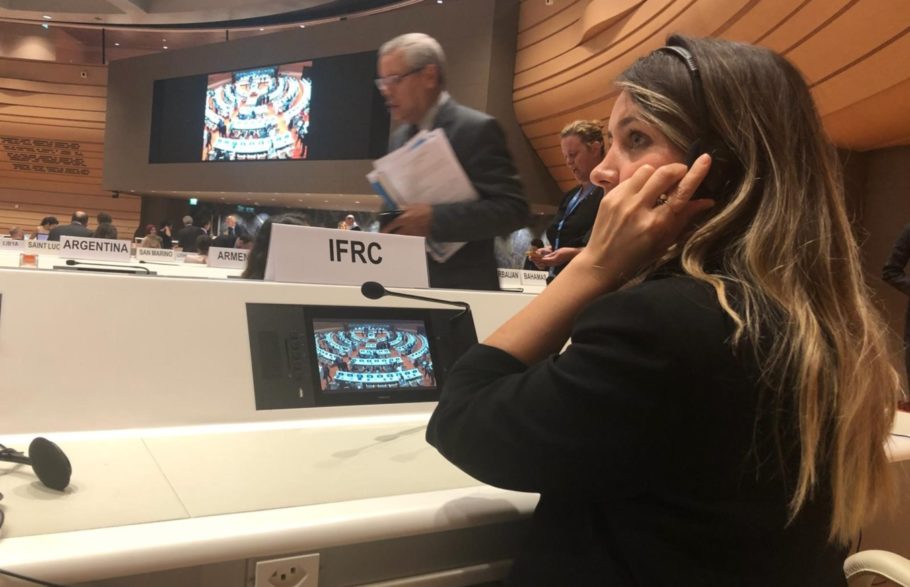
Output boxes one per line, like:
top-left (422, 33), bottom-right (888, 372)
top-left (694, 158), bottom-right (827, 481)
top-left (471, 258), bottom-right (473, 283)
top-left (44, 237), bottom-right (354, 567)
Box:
top-left (0, 57), bottom-right (140, 237)
top-left (517, 0), bottom-right (910, 192)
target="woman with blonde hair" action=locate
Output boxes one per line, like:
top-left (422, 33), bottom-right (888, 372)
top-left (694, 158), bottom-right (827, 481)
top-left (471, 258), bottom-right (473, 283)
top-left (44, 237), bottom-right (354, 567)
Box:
top-left (427, 34), bottom-right (900, 585)
top-left (530, 120), bottom-right (606, 281)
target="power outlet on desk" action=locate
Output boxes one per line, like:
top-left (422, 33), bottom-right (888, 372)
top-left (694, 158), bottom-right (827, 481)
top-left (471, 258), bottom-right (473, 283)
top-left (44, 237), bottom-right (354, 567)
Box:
top-left (250, 553), bottom-right (320, 587)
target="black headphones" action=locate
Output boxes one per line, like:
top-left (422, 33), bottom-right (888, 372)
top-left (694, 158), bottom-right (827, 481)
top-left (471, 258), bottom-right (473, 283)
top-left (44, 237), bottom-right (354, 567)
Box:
top-left (654, 38), bottom-right (743, 201)
top-left (0, 437), bottom-right (72, 491)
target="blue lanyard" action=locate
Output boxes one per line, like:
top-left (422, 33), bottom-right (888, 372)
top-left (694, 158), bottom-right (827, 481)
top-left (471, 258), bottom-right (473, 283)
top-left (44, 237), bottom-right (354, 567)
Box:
top-left (553, 184), bottom-right (594, 251)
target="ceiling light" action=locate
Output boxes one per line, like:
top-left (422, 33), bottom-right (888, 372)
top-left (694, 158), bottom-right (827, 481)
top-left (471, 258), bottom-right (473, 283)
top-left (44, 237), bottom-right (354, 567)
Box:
top-left (163, 46), bottom-right (168, 49)
top-left (299, 25), bottom-right (306, 28)
top-left (259, 28), bottom-right (264, 31)
top-left (114, 42), bottom-right (120, 46)
top-left (42, 15), bottom-right (52, 20)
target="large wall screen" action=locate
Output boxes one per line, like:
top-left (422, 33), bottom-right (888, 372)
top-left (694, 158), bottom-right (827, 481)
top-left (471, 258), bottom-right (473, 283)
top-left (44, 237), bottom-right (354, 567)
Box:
top-left (149, 50), bottom-right (389, 164)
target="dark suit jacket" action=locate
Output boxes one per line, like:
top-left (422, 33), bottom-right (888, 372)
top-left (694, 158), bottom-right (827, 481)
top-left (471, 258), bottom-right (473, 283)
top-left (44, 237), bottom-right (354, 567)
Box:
top-left (175, 225), bottom-right (205, 252)
top-left (213, 225), bottom-right (249, 249)
top-left (389, 98), bottom-right (528, 290)
top-left (427, 270), bottom-right (846, 586)
top-left (47, 222), bottom-right (93, 241)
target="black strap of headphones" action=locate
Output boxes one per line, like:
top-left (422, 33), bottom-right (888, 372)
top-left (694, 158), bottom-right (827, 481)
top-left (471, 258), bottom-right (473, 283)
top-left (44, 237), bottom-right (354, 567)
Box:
top-left (653, 43), bottom-right (710, 139)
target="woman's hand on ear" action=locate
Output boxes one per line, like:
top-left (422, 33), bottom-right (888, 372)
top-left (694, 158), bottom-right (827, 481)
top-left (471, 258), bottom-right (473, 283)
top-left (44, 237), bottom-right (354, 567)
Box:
top-left (576, 154), bottom-right (715, 286)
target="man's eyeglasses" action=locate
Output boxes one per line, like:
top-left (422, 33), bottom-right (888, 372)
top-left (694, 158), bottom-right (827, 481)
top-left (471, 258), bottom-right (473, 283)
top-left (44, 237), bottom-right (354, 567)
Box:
top-left (374, 66), bottom-right (425, 90)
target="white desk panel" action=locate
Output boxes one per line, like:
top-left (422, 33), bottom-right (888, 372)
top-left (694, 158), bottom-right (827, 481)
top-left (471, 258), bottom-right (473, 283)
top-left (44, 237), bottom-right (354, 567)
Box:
top-left (0, 251), bottom-right (242, 279)
top-left (0, 267), bottom-right (532, 434)
top-left (0, 438), bottom-right (188, 537)
top-left (144, 421), bottom-right (478, 517)
top-left (0, 486), bottom-right (538, 585)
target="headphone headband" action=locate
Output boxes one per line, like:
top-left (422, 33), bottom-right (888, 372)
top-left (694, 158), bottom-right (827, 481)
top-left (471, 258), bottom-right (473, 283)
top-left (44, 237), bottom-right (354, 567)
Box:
top-left (649, 39), bottom-right (743, 201)
top-left (653, 43), bottom-right (709, 136)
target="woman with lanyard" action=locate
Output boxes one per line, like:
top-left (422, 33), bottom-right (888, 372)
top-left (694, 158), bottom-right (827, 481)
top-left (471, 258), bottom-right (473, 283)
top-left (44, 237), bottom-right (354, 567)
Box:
top-left (529, 120), bottom-right (606, 282)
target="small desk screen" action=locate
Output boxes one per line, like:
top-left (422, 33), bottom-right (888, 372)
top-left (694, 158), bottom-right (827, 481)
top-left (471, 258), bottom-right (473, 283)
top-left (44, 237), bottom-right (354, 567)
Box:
top-left (313, 319), bottom-right (437, 393)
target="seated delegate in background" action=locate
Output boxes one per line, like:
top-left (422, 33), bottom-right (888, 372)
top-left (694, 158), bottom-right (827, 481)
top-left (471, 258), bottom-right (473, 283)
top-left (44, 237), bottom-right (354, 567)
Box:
top-left (48, 211), bottom-right (93, 241)
top-left (529, 120), bottom-right (606, 281)
top-left (139, 225), bottom-right (162, 249)
top-left (184, 235), bottom-right (212, 264)
top-left (427, 35), bottom-right (899, 586)
top-left (97, 211), bottom-right (116, 237)
top-left (213, 214), bottom-right (247, 248)
top-left (93, 223), bottom-right (118, 239)
top-left (241, 212), bottom-right (311, 279)
top-left (236, 234), bottom-right (253, 250)
top-left (522, 238), bottom-right (544, 271)
top-left (158, 221), bottom-right (173, 249)
top-left (37, 216), bottom-right (59, 237)
top-left (175, 216), bottom-right (204, 252)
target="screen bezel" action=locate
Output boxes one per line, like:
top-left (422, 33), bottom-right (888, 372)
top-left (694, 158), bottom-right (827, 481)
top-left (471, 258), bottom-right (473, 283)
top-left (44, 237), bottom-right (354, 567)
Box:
top-left (304, 305), bottom-right (445, 406)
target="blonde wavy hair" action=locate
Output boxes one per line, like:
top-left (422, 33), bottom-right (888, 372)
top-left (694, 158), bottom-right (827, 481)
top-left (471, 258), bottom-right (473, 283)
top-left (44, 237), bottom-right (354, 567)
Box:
top-left (618, 35), bottom-right (900, 544)
top-left (560, 119), bottom-right (604, 147)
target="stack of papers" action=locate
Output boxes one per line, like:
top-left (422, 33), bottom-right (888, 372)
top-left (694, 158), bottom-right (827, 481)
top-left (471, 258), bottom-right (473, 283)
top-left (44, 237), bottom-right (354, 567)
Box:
top-left (368, 129), bottom-right (478, 262)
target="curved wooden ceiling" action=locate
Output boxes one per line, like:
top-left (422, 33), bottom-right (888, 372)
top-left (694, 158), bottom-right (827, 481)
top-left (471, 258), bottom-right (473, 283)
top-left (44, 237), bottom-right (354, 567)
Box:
top-left (516, 0), bottom-right (910, 191)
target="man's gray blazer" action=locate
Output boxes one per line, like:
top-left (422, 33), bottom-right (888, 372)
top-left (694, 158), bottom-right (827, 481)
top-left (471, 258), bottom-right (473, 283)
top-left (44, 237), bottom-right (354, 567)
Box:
top-left (388, 98), bottom-right (528, 290)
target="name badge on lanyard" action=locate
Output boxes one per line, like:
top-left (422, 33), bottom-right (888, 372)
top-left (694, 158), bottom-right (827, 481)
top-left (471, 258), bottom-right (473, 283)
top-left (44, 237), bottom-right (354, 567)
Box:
top-left (553, 185), bottom-right (593, 250)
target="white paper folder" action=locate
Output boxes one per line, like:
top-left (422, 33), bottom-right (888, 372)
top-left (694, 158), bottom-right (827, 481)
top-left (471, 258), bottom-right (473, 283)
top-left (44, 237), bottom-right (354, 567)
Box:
top-left (368, 129), bottom-right (479, 262)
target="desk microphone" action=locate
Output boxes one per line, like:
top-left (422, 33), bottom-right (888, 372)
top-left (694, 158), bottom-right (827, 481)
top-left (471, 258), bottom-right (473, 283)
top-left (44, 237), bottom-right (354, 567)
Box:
top-left (361, 281), bottom-right (470, 320)
top-left (63, 259), bottom-right (152, 275)
top-left (0, 437), bottom-right (72, 491)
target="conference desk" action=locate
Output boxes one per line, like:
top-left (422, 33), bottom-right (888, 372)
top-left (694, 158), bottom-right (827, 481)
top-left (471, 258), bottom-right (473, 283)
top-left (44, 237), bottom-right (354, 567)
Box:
top-left (0, 266), bottom-right (907, 586)
top-left (0, 267), bottom-right (538, 587)
top-left (0, 249), bottom-right (242, 279)
top-left (0, 417), bottom-right (537, 587)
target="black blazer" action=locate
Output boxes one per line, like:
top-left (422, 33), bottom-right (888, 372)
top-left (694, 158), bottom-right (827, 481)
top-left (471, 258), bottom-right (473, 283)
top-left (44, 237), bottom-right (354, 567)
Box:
top-left (175, 225), bottom-right (205, 252)
top-left (47, 222), bottom-right (93, 241)
top-left (545, 183), bottom-right (605, 277)
top-left (389, 98), bottom-right (529, 290)
top-left (427, 271), bottom-right (846, 586)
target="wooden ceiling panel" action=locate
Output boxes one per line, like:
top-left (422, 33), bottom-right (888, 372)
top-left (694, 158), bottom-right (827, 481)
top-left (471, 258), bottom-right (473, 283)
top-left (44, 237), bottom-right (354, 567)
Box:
top-left (517, 0), bottom-right (587, 51)
top-left (514, 0), bottom-right (690, 92)
top-left (516, 0), bottom-right (910, 191)
top-left (811, 32), bottom-right (910, 117)
top-left (752, 0), bottom-right (850, 51)
top-left (784, 1), bottom-right (907, 84)
top-left (823, 77), bottom-right (910, 151)
top-left (518, 0), bottom-right (584, 33)
top-left (714, 0), bottom-right (810, 44)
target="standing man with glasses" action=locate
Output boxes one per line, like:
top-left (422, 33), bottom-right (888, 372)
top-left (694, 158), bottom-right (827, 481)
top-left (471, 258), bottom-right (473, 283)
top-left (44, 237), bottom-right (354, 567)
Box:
top-left (376, 32), bottom-right (529, 291)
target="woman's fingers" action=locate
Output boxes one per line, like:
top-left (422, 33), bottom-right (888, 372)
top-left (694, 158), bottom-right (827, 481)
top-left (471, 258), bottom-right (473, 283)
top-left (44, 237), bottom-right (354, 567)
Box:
top-left (666, 153), bottom-right (713, 207)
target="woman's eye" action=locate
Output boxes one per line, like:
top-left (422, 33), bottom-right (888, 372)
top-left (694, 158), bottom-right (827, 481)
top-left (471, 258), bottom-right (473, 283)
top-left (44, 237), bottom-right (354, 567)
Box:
top-left (628, 131), bottom-right (649, 148)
